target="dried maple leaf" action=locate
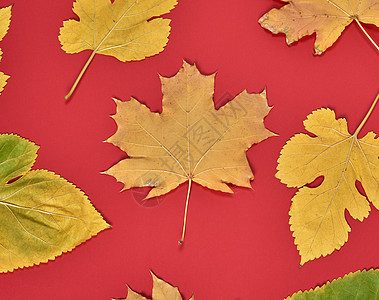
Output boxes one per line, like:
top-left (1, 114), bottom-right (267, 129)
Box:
top-left (0, 133), bottom-right (110, 272)
top-left (59, 0), bottom-right (178, 100)
top-left (0, 5), bottom-right (11, 95)
top-left (276, 93), bottom-right (379, 265)
top-left (287, 269), bottom-right (379, 299)
top-left (115, 272), bottom-right (194, 300)
top-left (259, 0), bottom-right (379, 54)
top-left (105, 62), bottom-right (275, 243)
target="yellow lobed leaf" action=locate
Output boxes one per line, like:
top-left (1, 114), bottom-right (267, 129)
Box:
top-left (0, 5), bottom-right (11, 95)
top-left (59, 0), bottom-right (178, 62)
top-left (116, 272), bottom-right (194, 300)
top-left (0, 72), bottom-right (9, 95)
top-left (276, 94), bottom-right (379, 265)
top-left (0, 5), bottom-right (11, 43)
top-left (259, 0), bottom-right (379, 54)
top-left (105, 62), bottom-right (275, 242)
top-left (0, 134), bottom-right (110, 272)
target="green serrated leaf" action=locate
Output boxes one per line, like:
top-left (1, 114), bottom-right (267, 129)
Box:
top-left (287, 269), bottom-right (379, 300)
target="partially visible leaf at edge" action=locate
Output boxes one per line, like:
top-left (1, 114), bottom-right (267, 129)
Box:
top-left (0, 133), bottom-right (110, 273)
top-left (286, 269), bottom-right (379, 299)
top-left (59, 0), bottom-right (178, 99)
top-left (276, 93), bottom-right (379, 265)
top-left (0, 5), bottom-right (12, 94)
top-left (115, 271), bottom-right (194, 300)
top-left (259, 0), bottom-right (379, 54)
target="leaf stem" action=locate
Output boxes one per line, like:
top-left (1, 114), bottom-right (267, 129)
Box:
top-left (179, 179), bottom-right (192, 245)
top-left (354, 92), bottom-right (379, 137)
top-left (354, 18), bottom-right (379, 53)
top-left (65, 50), bottom-right (96, 100)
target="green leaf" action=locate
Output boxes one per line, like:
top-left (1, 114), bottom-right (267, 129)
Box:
top-left (287, 269), bottom-right (379, 299)
top-left (0, 134), bottom-right (110, 272)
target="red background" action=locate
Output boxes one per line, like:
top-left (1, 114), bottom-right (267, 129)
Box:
top-left (0, 0), bottom-right (378, 299)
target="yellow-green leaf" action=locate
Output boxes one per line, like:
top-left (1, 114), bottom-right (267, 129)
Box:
top-left (276, 93), bottom-right (379, 265)
top-left (0, 5), bottom-right (11, 94)
top-left (259, 0), bottom-right (379, 54)
top-left (0, 134), bottom-right (110, 272)
top-left (59, 0), bottom-right (178, 99)
top-left (115, 272), bottom-right (194, 300)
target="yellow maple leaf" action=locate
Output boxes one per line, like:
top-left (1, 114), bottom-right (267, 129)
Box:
top-left (0, 134), bottom-right (110, 272)
top-left (259, 0), bottom-right (379, 54)
top-left (115, 272), bottom-right (194, 300)
top-left (59, 0), bottom-right (178, 99)
top-left (276, 93), bottom-right (379, 265)
top-left (0, 5), bottom-right (11, 95)
top-left (105, 62), bottom-right (275, 243)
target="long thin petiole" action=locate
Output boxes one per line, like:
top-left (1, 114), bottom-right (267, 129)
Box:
top-left (354, 18), bottom-right (379, 53)
top-left (65, 50), bottom-right (97, 100)
top-left (179, 179), bottom-right (192, 245)
top-left (354, 92), bottom-right (379, 137)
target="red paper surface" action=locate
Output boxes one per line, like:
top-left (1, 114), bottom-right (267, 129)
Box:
top-left (0, 0), bottom-right (378, 299)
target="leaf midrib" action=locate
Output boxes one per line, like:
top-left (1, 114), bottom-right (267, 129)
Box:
top-left (93, 0), bottom-right (138, 52)
top-left (304, 133), bottom-right (379, 258)
top-left (305, 136), bottom-right (355, 257)
top-left (92, 0), bottom-right (174, 53)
